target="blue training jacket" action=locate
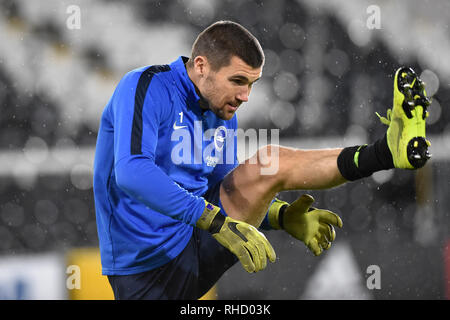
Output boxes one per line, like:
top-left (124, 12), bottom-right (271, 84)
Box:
top-left (93, 56), bottom-right (243, 275)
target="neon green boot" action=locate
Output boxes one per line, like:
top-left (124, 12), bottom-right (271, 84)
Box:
top-left (376, 67), bottom-right (431, 169)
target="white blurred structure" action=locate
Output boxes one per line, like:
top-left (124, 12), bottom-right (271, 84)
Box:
top-left (301, 242), bottom-right (373, 299)
top-left (300, 0), bottom-right (450, 83)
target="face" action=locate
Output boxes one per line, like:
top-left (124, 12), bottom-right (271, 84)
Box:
top-left (194, 55), bottom-right (262, 120)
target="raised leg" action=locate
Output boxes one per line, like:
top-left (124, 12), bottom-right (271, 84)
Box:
top-left (220, 144), bottom-right (346, 227)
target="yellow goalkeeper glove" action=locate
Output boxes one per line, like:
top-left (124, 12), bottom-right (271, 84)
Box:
top-left (268, 194), bottom-right (343, 256)
top-left (197, 201), bottom-right (276, 273)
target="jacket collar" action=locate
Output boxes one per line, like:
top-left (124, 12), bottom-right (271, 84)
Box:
top-left (170, 56), bottom-right (208, 114)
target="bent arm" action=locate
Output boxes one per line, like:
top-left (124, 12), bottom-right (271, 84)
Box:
top-left (115, 155), bottom-right (205, 226)
top-left (111, 69), bottom-right (206, 226)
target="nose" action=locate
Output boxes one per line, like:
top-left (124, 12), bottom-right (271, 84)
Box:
top-left (236, 87), bottom-right (249, 103)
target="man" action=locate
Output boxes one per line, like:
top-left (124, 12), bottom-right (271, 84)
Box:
top-left (93, 20), bottom-right (431, 299)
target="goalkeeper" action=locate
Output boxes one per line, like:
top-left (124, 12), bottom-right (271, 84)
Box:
top-left (93, 20), bottom-right (431, 300)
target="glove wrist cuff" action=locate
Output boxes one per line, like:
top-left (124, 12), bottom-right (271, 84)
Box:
top-left (197, 201), bottom-right (222, 231)
top-left (268, 198), bottom-right (289, 230)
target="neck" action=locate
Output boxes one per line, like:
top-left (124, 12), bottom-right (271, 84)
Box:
top-left (186, 61), bottom-right (199, 88)
top-left (185, 61), bottom-right (209, 111)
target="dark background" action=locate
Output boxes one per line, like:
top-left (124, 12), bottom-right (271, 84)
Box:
top-left (0, 0), bottom-right (449, 299)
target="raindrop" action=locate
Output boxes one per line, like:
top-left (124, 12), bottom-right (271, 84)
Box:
top-left (273, 72), bottom-right (299, 101)
top-left (420, 69), bottom-right (439, 97)
top-left (1, 202), bottom-right (25, 227)
top-left (279, 49), bottom-right (304, 75)
top-left (63, 198), bottom-right (89, 224)
top-left (23, 136), bottom-right (49, 164)
top-left (325, 49), bottom-right (350, 77)
top-left (427, 98), bottom-right (442, 125)
top-left (297, 101), bottom-right (323, 130)
top-left (12, 160), bottom-right (37, 190)
top-left (278, 23), bottom-right (305, 50)
top-left (53, 137), bottom-right (77, 165)
top-left (21, 224), bottom-right (46, 249)
top-left (372, 169), bottom-right (394, 184)
top-left (49, 222), bottom-right (78, 247)
top-left (70, 164), bottom-right (93, 190)
top-left (269, 101), bottom-right (296, 129)
top-left (263, 49), bottom-right (281, 77)
top-left (184, 0), bottom-right (216, 27)
top-left (347, 19), bottom-right (371, 47)
top-left (34, 199), bottom-right (59, 225)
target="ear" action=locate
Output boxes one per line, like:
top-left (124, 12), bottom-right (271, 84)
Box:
top-left (193, 56), bottom-right (210, 77)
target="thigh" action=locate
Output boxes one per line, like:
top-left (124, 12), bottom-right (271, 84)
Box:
top-left (194, 227), bottom-right (238, 298)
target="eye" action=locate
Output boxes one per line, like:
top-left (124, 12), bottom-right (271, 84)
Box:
top-left (231, 79), bottom-right (245, 86)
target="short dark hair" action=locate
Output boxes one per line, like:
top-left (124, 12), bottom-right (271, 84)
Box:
top-left (189, 20), bottom-right (264, 71)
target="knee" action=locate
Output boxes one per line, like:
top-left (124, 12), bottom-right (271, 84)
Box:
top-left (253, 144), bottom-right (300, 187)
top-left (251, 144), bottom-right (284, 177)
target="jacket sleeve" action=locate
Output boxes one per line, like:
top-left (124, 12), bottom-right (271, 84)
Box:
top-left (112, 69), bottom-right (205, 227)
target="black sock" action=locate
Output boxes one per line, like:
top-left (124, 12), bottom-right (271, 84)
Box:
top-left (337, 134), bottom-right (394, 181)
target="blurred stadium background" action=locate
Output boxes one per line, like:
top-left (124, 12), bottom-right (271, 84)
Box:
top-left (0, 0), bottom-right (449, 299)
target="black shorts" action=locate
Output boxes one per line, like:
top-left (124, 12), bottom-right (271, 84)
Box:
top-left (107, 182), bottom-right (238, 300)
